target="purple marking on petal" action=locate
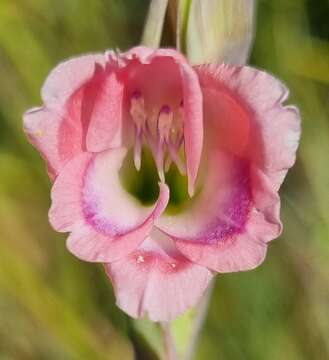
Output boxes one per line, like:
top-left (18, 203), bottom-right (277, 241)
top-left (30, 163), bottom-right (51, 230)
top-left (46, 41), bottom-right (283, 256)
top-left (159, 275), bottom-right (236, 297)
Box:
top-left (201, 182), bottom-right (251, 244)
top-left (191, 162), bottom-right (252, 245)
top-left (80, 159), bottom-right (129, 236)
top-left (82, 195), bottom-right (123, 236)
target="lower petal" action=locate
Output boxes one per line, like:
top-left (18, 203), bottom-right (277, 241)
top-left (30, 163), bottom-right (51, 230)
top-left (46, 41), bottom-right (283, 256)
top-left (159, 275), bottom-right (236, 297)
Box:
top-left (49, 148), bottom-right (169, 262)
top-left (174, 209), bottom-right (278, 273)
top-left (105, 229), bottom-right (213, 321)
top-left (157, 151), bottom-right (281, 273)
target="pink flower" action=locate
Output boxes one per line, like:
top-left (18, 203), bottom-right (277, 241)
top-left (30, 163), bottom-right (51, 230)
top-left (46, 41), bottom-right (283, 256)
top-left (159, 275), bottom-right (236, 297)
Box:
top-left (24, 47), bottom-right (300, 321)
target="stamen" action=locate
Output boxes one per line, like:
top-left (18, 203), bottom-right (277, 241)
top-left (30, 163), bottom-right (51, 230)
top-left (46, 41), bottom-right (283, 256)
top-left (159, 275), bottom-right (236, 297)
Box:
top-left (156, 105), bottom-right (173, 181)
top-left (134, 131), bottom-right (142, 170)
top-left (130, 91), bottom-right (146, 171)
top-left (129, 94), bottom-right (186, 181)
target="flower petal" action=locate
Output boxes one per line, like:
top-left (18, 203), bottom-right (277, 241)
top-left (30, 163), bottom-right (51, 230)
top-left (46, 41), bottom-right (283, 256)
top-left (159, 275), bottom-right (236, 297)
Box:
top-left (105, 229), bottom-right (213, 321)
top-left (24, 106), bottom-right (69, 180)
top-left (157, 64), bottom-right (300, 273)
top-left (24, 54), bottom-right (123, 178)
top-left (164, 159), bottom-right (281, 272)
top-left (157, 150), bottom-right (273, 272)
top-left (41, 54), bottom-right (106, 106)
top-left (85, 64), bottom-right (124, 152)
top-left (49, 148), bottom-right (169, 262)
top-left (197, 64), bottom-right (301, 190)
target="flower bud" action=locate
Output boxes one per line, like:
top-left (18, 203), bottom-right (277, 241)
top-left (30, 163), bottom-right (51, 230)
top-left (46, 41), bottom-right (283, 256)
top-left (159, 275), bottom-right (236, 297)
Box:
top-left (184, 0), bottom-right (255, 65)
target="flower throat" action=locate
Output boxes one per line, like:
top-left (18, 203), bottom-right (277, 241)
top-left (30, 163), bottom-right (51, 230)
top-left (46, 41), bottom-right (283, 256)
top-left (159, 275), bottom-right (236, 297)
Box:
top-left (129, 90), bottom-right (186, 183)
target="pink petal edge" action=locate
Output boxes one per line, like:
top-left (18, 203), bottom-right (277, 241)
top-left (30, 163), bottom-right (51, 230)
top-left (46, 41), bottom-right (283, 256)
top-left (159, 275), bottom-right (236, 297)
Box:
top-left (105, 229), bottom-right (213, 321)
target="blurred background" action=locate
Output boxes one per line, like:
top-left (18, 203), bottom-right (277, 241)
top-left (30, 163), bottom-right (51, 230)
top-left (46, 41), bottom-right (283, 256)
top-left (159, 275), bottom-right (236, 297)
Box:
top-left (0, 0), bottom-right (328, 359)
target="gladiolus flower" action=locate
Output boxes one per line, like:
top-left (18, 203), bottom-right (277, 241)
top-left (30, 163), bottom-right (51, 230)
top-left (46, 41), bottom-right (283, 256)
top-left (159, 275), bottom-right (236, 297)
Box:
top-left (24, 46), bottom-right (300, 321)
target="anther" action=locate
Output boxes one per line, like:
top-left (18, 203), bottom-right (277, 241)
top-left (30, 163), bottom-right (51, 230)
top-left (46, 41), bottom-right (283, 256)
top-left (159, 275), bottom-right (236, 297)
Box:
top-left (157, 105), bottom-right (173, 143)
top-left (130, 90), bottom-right (146, 130)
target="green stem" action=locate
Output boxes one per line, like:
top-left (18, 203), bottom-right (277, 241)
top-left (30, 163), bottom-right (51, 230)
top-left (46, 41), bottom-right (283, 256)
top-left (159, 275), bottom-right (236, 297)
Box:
top-left (185, 279), bottom-right (215, 360)
top-left (176, 0), bottom-right (192, 52)
top-left (141, 0), bottom-right (169, 48)
top-left (161, 322), bottom-right (178, 360)
top-left (159, 279), bottom-right (215, 360)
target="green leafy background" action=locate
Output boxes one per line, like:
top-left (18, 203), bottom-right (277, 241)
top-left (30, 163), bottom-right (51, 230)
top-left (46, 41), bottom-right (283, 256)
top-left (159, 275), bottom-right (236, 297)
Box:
top-left (0, 0), bottom-right (328, 359)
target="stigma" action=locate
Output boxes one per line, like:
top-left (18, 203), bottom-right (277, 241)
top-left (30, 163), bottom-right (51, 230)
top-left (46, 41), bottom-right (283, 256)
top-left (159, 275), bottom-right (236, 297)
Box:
top-left (129, 91), bottom-right (185, 181)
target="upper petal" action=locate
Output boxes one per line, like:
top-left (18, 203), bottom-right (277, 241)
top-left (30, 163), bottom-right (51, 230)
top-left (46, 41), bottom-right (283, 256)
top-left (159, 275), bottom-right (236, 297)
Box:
top-left (49, 148), bottom-right (169, 262)
top-left (24, 53), bottom-right (123, 178)
top-left (118, 47), bottom-right (204, 195)
top-left (84, 64), bottom-right (124, 152)
top-left (41, 54), bottom-right (106, 106)
top-left (105, 228), bottom-right (213, 321)
top-left (197, 64), bottom-right (301, 189)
